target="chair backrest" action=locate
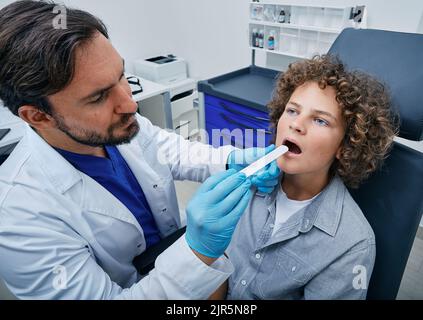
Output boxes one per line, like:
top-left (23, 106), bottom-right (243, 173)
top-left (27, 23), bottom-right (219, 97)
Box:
top-left (329, 28), bottom-right (423, 300)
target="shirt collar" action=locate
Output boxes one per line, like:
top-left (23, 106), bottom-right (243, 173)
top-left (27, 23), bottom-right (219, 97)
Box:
top-left (312, 175), bottom-right (345, 237)
top-left (264, 174), bottom-right (346, 237)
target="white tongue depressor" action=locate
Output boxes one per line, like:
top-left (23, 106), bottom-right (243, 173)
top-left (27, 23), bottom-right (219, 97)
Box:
top-left (240, 145), bottom-right (289, 178)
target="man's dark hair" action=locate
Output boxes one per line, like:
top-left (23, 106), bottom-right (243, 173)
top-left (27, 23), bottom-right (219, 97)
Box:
top-left (0, 0), bottom-right (108, 115)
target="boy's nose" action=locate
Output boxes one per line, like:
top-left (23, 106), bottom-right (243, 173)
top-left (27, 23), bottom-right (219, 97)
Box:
top-left (289, 119), bottom-right (306, 134)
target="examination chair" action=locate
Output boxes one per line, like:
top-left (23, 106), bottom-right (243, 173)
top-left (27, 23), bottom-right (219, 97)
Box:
top-left (328, 28), bottom-right (423, 300)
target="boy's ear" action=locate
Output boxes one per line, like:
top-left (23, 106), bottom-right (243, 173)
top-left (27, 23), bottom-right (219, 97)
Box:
top-left (335, 146), bottom-right (343, 160)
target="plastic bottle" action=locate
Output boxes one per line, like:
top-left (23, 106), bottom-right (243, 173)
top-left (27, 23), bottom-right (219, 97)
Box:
top-left (259, 29), bottom-right (264, 48)
top-left (255, 29), bottom-right (260, 47)
top-left (268, 30), bottom-right (275, 50)
top-left (252, 28), bottom-right (258, 47)
top-left (278, 10), bottom-right (286, 23)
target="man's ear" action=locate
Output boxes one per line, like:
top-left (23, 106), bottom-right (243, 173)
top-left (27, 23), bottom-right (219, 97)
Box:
top-left (18, 105), bottom-right (55, 130)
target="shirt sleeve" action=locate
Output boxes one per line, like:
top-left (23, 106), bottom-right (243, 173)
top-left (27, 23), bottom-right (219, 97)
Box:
top-left (0, 222), bottom-right (233, 300)
top-left (304, 241), bottom-right (376, 300)
top-left (120, 236), bottom-right (234, 299)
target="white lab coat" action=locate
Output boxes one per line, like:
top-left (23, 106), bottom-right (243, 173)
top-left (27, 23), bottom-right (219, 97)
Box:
top-left (0, 114), bottom-right (235, 299)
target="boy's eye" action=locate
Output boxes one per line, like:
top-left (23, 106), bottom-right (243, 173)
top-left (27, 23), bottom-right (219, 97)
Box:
top-left (286, 108), bottom-right (297, 115)
top-left (314, 118), bottom-right (329, 126)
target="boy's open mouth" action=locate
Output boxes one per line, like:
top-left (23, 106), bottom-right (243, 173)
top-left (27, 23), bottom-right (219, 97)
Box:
top-left (283, 139), bottom-right (302, 155)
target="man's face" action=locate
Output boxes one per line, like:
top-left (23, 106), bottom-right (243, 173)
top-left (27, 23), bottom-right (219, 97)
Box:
top-left (275, 81), bottom-right (346, 179)
top-left (47, 33), bottom-right (139, 147)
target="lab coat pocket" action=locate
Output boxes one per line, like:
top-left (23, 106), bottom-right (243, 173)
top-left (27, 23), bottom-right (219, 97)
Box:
top-left (85, 208), bottom-right (146, 262)
top-left (258, 248), bottom-right (312, 299)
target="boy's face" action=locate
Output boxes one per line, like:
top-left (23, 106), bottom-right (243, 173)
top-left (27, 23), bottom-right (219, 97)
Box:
top-left (275, 81), bottom-right (345, 179)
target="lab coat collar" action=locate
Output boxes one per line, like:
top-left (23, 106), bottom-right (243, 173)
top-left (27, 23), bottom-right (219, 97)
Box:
top-left (25, 124), bottom-right (83, 194)
top-left (25, 124), bottom-right (144, 233)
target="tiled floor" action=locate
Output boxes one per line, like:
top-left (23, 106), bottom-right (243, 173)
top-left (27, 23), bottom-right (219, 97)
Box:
top-left (397, 228), bottom-right (423, 299)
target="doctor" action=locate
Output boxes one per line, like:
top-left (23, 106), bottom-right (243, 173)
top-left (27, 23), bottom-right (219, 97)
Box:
top-left (0, 1), bottom-right (280, 299)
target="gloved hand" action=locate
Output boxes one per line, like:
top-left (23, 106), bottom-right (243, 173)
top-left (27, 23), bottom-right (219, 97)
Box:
top-left (227, 145), bottom-right (281, 194)
top-left (185, 169), bottom-right (252, 258)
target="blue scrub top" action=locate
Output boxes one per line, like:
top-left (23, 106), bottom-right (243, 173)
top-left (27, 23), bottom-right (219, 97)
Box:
top-left (56, 145), bottom-right (161, 248)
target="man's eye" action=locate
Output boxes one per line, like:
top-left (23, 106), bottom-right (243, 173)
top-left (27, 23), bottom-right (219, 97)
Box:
top-left (286, 108), bottom-right (297, 115)
top-left (91, 91), bottom-right (108, 104)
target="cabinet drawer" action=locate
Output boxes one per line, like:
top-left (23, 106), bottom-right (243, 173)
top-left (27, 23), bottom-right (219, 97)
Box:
top-left (205, 103), bottom-right (271, 133)
top-left (171, 89), bottom-right (197, 119)
top-left (173, 109), bottom-right (199, 139)
top-left (205, 94), bottom-right (269, 123)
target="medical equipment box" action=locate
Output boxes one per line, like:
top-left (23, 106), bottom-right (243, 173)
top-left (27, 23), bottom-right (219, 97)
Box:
top-left (134, 55), bottom-right (187, 85)
top-left (198, 66), bottom-right (279, 148)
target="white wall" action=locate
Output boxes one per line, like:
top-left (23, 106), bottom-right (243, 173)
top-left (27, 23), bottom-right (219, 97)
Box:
top-left (36, 0), bottom-right (251, 81)
top-left (2, 0), bottom-right (422, 78)
top-left (265, 0), bottom-right (423, 70)
top-left (156, 0), bottom-right (251, 80)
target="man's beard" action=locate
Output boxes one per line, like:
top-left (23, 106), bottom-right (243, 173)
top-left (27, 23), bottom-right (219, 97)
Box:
top-left (52, 112), bottom-right (140, 147)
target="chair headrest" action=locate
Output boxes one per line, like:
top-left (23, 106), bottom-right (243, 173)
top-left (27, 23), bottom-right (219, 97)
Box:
top-left (329, 28), bottom-right (423, 141)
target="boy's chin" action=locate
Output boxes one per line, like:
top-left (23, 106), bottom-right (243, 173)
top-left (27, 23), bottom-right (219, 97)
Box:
top-left (277, 160), bottom-right (296, 175)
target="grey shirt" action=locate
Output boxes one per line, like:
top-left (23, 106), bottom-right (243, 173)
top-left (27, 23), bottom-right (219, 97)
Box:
top-left (227, 175), bottom-right (376, 300)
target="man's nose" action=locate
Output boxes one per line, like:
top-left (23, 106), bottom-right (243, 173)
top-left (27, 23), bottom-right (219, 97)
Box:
top-left (113, 85), bottom-right (138, 114)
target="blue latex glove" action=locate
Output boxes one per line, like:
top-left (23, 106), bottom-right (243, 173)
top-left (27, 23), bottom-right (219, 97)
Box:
top-left (227, 145), bottom-right (281, 194)
top-left (185, 169), bottom-right (252, 258)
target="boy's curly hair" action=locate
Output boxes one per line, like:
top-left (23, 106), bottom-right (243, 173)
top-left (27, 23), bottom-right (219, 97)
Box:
top-left (268, 55), bottom-right (398, 188)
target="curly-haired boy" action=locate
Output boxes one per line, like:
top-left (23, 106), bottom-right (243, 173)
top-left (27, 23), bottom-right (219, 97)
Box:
top-left (223, 55), bottom-right (398, 300)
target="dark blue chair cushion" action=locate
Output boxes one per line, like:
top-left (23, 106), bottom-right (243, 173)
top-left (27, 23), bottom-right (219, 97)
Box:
top-left (349, 142), bottom-right (423, 299)
top-left (329, 28), bottom-right (423, 141)
top-left (330, 28), bottom-right (423, 299)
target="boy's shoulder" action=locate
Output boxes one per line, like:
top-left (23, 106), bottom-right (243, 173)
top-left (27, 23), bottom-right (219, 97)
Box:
top-left (318, 176), bottom-right (376, 251)
top-left (339, 188), bottom-right (376, 246)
